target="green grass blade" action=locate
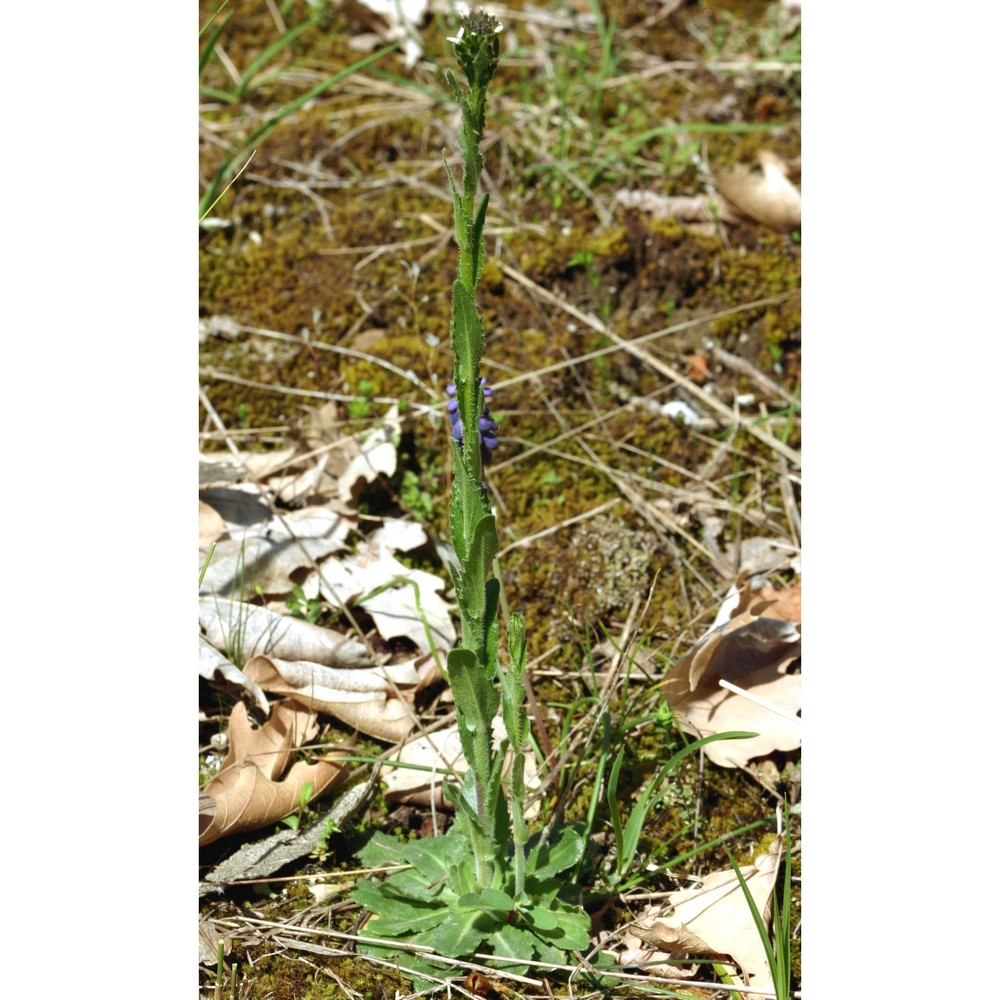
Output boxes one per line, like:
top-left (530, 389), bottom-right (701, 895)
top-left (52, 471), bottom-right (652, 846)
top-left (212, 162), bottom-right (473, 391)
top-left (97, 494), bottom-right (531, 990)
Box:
top-left (198, 84), bottom-right (238, 104)
top-left (199, 0), bottom-right (232, 39)
top-left (605, 745), bottom-right (626, 873)
top-left (236, 18), bottom-right (315, 99)
top-left (724, 846), bottom-right (783, 999)
top-left (199, 40), bottom-right (399, 218)
top-left (199, 10), bottom-right (233, 77)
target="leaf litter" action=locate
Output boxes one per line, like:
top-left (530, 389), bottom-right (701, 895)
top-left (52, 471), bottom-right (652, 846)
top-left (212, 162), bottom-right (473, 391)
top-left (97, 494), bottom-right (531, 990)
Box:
top-left (199, 700), bottom-right (350, 846)
top-left (620, 837), bottom-right (783, 1000)
top-left (664, 570), bottom-right (801, 768)
top-left (199, 408), bottom-right (454, 830)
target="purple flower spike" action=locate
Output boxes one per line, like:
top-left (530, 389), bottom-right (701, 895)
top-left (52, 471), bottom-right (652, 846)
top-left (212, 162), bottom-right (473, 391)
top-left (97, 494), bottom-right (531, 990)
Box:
top-left (446, 378), bottom-right (499, 464)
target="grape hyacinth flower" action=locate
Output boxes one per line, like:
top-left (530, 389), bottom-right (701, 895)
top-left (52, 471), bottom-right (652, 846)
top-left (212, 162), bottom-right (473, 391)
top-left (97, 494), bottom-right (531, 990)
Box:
top-left (446, 378), bottom-right (499, 465)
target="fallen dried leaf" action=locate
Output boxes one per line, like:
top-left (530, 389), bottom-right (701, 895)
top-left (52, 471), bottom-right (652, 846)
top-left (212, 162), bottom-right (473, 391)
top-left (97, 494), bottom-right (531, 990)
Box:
top-left (199, 701), bottom-right (349, 845)
top-left (382, 719), bottom-right (538, 810)
top-left (664, 572), bottom-right (800, 767)
top-left (315, 519), bottom-right (456, 656)
top-left (714, 151), bottom-right (801, 232)
top-left (243, 653), bottom-right (442, 743)
top-left (199, 598), bottom-right (374, 668)
top-left (199, 505), bottom-right (354, 597)
top-left (755, 583), bottom-right (800, 623)
top-left (199, 499), bottom-right (228, 547)
top-left (631, 838), bottom-right (782, 999)
top-left (199, 635), bottom-right (269, 714)
top-left (337, 406), bottom-right (400, 504)
top-left (202, 772), bottom-right (375, 886)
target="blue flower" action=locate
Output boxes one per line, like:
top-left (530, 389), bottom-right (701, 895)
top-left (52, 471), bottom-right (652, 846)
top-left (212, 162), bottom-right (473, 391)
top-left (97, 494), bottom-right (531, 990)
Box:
top-left (446, 378), bottom-right (500, 464)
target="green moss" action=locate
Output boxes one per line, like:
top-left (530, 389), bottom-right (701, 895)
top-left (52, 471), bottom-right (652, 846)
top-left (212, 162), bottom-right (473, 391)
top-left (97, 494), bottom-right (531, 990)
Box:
top-left (221, 942), bottom-right (411, 1000)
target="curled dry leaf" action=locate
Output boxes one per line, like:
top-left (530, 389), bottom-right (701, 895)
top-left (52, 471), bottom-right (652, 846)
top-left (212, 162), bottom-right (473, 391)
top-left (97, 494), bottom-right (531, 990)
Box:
top-left (382, 719), bottom-right (539, 811)
top-left (755, 582), bottom-right (801, 623)
top-left (199, 447), bottom-right (298, 486)
top-left (199, 505), bottom-right (354, 597)
top-left (380, 723), bottom-right (465, 806)
top-left (337, 405), bottom-right (400, 504)
top-left (714, 151), bottom-right (801, 232)
top-left (198, 635), bottom-right (269, 715)
top-left (199, 499), bottom-right (228, 548)
top-left (202, 773), bottom-right (375, 888)
top-left (664, 572), bottom-right (800, 767)
top-left (614, 189), bottom-right (728, 224)
top-left (631, 838), bottom-right (782, 1000)
top-left (199, 700), bottom-right (349, 845)
top-left (243, 653), bottom-right (442, 743)
top-left (617, 151), bottom-right (801, 234)
top-left (316, 519), bottom-right (456, 656)
top-left (199, 598), bottom-right (374, 669)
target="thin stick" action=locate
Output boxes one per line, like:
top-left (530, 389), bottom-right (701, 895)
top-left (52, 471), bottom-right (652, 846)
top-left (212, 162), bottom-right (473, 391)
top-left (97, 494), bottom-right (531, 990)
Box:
top-left (719, 678), bottom-right (801, 726)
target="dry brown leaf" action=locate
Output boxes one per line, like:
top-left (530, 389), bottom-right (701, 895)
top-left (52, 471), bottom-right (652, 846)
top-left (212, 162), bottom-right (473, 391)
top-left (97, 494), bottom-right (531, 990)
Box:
top-left (199, 598), bottom-right (374, 668)
top-left (199, 485), bottom-right (271, 534)
top-left (198, 635), bottom-right (269, 714)
top-left (614, 189), bottom-right (725, 223)
top-left (199, 505), bottom-right (354, 597)
top-left (199, 499), bottom-right (227, 547)
top-left (199, 447), bottom-right (298, 486)
top-left (382, 719), bottom-right (539, 810)
top-left (242, 653), bottom-right (442, 743)
top-left (337, 405), bottom-right (400, 503)
top-left (664, 572), bottom-right (800, 767)
top-left (631, 838), bottom-right (782, 999)
top-left (316, 519), bottom-right (456, 655)
top-left (619, 152), bottom-right (800, 234)
top-left (714, 151), bottom-right (801, 232)
top-left (381, 723), bottom-right (466, 806)
top-left (199, 700), bottom-right (348, 845)
top-left (756, 583), bottom-right (801, 623)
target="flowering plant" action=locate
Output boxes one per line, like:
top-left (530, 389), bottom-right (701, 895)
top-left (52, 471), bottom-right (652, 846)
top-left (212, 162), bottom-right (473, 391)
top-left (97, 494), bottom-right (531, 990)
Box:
top-left (351, 8), bottom-right (590, 978)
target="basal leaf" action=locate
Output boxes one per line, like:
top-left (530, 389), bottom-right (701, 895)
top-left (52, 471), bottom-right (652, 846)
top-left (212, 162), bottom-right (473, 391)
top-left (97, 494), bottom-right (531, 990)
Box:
top-left (522, 904), bottom-right (558, 931)
top-left (544, 900), bottom-right (592, 951)
top-left (456, 886), bottom-right (515, 918)
top-left (489, 923), bottom-right (536, 974)
top-left (429, 908), bottom-right (494, 958)
top-left (365, 904), bottom-right (450, 938)
top-left (349, 878), bottom-right (397, 915)
top-left (526, 825), bottom-right (585, 879)
top-left (356, 830), bottom-right (410, 868)
top-left (402, 830), bottom-right (467, 883)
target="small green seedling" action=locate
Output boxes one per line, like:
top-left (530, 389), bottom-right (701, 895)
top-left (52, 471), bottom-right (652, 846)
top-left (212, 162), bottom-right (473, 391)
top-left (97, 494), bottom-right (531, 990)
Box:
top-left (281, 780), bottom-right (314, 833)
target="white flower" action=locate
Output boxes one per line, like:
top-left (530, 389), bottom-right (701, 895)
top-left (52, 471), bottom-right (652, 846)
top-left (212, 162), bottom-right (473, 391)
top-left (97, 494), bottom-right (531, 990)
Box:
top-left (446, 26), bottom-right (465, 44)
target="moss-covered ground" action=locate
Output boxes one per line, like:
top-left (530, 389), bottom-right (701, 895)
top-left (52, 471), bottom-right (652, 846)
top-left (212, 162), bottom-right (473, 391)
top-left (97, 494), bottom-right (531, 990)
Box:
top-left (200, 1), bottom-right (800, 995)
